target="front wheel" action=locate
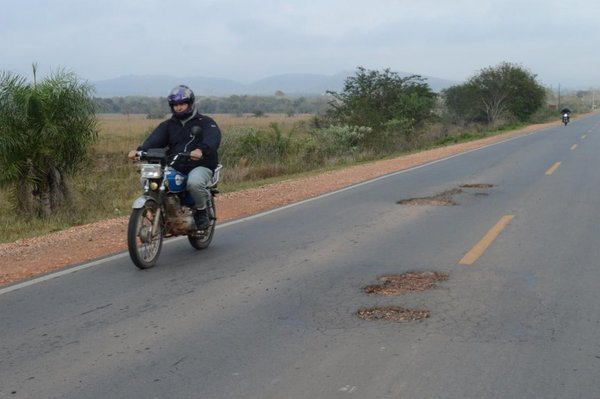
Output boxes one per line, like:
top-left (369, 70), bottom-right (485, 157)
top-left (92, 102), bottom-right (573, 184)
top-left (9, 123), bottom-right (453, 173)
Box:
top-left (127, 205), bottom-right (163, 269)
top-left (188, 200), bottom-right (216, 250)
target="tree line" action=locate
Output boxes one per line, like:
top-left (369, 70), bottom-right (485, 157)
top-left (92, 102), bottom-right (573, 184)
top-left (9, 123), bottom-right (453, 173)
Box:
top-left (93, 94), bottom-right (332, 118)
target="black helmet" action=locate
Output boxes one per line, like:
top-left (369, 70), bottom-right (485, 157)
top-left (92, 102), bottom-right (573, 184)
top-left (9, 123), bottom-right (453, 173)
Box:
top-left (167, 85), bottom-right (195, 119)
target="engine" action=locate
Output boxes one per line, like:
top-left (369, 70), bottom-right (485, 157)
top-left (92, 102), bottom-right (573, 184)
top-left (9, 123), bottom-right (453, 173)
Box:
top-left (164, 195), bottom-right (195, 235)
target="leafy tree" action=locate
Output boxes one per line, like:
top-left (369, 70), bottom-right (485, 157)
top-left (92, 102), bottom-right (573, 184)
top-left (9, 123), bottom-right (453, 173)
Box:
top-left (326, 67), bottom-right (436, 133)
top-left (501, 66), bottom-right (546, 121)
top-left (443, 62), bottom-right (546, 124)
top-left (443, 82), bottom-right (486, 123)
top-left (0, 66), bottom-right (98, 216)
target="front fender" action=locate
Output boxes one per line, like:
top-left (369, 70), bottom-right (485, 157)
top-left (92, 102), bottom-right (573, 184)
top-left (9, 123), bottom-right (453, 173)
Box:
top-left (132, 196), bottom-right (157, 209)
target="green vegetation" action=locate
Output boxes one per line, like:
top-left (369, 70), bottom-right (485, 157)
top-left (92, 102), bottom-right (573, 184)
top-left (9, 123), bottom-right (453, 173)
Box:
top-left (443, 62), bottom-right (546, 125)
top-left (94, 94), bottom-right (331, 118)
top-left (0, 65), bottom-right (98, 217)
top-left (327, 67), bottom-right (436, 131)
top-left (0, 64), bottom-right (596, 243)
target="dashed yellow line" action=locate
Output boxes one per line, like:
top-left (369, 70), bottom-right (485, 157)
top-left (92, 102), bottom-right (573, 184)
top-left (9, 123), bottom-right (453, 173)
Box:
top-left (459, 215), bottom-right (515, 265)
top-left (545, 161), bottom-right (562, 175)
top-left (582, 134), bottom-right (587, 139)
top-left (571, 144), bottom-right (578, 150)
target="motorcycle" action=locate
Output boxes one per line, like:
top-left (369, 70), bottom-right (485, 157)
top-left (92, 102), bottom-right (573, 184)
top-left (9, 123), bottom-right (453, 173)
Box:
top-left (127, 128), bottom-right (221, 269)
top-left (562, 113), bottom-right (570, 126)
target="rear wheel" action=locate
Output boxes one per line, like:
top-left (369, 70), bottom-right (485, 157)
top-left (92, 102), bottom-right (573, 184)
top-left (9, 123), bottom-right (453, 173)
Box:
top-left (188, 200), bottom-right (216, 250)
top-left (127, 205), bottom-right (163, 269)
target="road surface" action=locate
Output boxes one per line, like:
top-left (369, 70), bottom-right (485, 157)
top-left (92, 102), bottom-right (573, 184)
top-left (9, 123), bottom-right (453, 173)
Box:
top-left (2, 114), bottom-right (600, 398)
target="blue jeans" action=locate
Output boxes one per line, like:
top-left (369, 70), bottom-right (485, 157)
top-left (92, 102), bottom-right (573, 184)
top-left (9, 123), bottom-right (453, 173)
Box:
top-left (186, 166), bottom-right (213, 210)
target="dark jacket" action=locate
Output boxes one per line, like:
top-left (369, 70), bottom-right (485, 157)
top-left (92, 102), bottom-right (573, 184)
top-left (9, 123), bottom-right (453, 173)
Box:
top-left (137, 111), bottom-right (221, 173)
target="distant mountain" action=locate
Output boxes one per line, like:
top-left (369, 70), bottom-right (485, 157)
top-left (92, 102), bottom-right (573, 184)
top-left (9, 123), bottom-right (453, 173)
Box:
top-left (91, 74), bottom-right (244, 97)
top-left (92, 71), bottom-right (458, 98)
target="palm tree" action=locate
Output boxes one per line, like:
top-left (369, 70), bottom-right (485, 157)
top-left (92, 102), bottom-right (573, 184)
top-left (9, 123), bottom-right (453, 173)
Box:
top-left (0, 65), bottom-right (98, 217)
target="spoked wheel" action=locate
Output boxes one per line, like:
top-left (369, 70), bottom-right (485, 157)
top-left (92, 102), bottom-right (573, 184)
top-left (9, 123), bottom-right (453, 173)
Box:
top-left (188, 201), bottom-right (216, 250)
top-left (127, 205), bottom-right (163, 269)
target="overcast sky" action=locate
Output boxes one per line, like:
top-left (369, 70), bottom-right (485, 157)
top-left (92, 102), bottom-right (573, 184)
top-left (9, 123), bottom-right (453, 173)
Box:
top-left (2, 0), bottom-right (598, 89)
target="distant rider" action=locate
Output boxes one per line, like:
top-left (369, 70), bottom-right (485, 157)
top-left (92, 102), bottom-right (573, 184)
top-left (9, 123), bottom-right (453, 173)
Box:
top-left (561, 108), bottom-right (571, 124)
top-left (128, 85), bottom-right (221, 230)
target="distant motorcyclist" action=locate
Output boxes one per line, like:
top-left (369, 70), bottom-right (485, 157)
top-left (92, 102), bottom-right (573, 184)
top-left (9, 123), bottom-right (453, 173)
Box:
top-left (560, 108), bottom-right (571, 125)
top-left (128, 85), bottom-right (221, 230)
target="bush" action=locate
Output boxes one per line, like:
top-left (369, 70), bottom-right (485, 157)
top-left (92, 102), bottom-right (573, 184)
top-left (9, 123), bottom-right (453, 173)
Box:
top-left (309, 125), bottom-right (369, 156)
top-left (220, 123), bottom-right (293, 167)
top-left (443, 62), bottom-right (546, 125)
top-left (327, 67), bottom-right (436, 135)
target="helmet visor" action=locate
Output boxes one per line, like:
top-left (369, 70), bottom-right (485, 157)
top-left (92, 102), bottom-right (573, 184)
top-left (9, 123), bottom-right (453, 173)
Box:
top-left (168, 85), bottom-right (194, 105)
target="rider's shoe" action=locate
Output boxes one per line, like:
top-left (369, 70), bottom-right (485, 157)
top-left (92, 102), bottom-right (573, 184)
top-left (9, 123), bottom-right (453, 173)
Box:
top-left (194, 208), bottom-right (210, 230)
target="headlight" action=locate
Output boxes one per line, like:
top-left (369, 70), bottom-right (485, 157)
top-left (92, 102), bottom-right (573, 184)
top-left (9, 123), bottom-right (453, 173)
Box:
top-left (140, 164), bottom-right (163, 179)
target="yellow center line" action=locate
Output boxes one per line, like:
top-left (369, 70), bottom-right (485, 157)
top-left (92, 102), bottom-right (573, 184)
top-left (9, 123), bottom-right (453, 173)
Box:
top-left (571, 144), bottom-right (578, 150)
top-left (545, 161), bottom-right (561, 175)
top-left (459, 215), bottom-right (515, 265)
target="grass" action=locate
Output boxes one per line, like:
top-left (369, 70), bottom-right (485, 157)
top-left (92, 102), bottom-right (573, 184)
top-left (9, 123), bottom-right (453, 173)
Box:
top-left (0, 113), bottom-right (314, 243)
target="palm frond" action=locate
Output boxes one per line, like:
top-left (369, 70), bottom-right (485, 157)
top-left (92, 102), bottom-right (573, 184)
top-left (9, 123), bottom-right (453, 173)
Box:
top-left (0, 67), bottom-right (99, 215)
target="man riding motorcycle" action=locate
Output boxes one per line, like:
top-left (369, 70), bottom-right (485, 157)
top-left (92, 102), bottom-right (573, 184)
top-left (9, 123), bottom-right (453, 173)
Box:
top-left (561, 107), bottom-right (571, 125)
top-left (128, 85), bottom-right (221, 230)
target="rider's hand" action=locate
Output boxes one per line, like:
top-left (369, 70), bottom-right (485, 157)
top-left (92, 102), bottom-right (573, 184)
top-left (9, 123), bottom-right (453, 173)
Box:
top-left (190, 148), bottom-right (203, 160)
top-left (128, 150), bottom-right (139, 160)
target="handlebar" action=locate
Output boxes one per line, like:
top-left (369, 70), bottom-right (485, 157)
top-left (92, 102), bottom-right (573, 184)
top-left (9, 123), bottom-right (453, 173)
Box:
top-left (134, 149), bottom-right (200, 164)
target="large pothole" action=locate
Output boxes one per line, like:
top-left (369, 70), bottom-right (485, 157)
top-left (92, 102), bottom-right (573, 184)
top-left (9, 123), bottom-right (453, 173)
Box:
top-left (356, 306), bottom-right (430, 322)
top-left (397, 188), bottom-right (462, 206)
top-left (363, 271), bottom-right (449, 296)
top-left (397, 184), bottom-right (494, 206)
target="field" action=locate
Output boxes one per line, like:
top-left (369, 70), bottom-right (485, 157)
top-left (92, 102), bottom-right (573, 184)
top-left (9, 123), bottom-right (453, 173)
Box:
top-left (95, 112), bottom-right (314, 152)
top-left (0, 113), bottom-right (315, 243)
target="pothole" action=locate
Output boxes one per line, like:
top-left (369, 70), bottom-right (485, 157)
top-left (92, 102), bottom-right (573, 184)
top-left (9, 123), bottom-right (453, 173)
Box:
top-left (363, 271), bottom-right (449, 296)
top-left (397, 188), bottom-right (462, 206)
top-left (356, 306), bottom-right (430, 322)
top-left (460, 183), bottom-right (494, 189)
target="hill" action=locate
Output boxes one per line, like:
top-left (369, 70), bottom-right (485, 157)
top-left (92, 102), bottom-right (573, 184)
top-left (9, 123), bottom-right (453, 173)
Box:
top-left (92, 71), bottom-right (458, 98)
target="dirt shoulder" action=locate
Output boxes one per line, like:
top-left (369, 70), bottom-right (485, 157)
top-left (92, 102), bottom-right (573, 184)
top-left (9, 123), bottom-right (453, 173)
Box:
top-left (0, 122), bottom-right (557, 286)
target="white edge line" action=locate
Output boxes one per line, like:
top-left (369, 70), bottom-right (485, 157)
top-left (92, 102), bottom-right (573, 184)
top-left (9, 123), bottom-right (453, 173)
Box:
top-left (0, 252), bottom-right (128, 295)
top-left (0, 126), bottom-right (548, 296)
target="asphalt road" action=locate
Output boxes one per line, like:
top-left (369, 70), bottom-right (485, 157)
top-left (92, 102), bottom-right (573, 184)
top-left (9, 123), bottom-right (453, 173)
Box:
top-left (2, 114), bottom-right (600, 398)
